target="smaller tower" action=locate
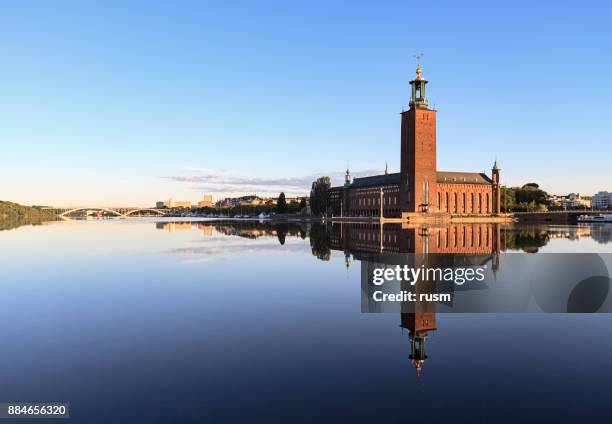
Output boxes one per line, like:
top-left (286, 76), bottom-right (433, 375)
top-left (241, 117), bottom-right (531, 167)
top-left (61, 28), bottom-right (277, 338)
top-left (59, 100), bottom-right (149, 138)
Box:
top-left (492, 160), bottom-right (501, 214)
top-left (492, 159), bottom-right (500, 183)
top-left (344, 168), bottom-right (352, 187)
top-left (384, 162), bottom-right (389, 175)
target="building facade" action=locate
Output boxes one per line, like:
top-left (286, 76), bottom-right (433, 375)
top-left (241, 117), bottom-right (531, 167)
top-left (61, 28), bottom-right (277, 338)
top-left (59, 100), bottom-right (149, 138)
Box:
top-left (592, 191), bottom-right (612, 210)
top-left (547, 193), bottom-right (592, 209)
top-left (329, 66), bottom-right (501, 218)
top-left (197, 195), bottom-right (214, 208)
top-left (156, 198), bottom-right (192, 208)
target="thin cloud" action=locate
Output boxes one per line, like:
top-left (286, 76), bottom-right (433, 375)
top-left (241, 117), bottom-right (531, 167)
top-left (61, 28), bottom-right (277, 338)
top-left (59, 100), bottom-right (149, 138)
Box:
top-left (160, 168), bottom-right (382, 197)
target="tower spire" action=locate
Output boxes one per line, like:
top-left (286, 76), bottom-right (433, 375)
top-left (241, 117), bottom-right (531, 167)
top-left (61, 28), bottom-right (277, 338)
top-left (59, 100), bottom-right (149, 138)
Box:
top-left (409, 55), bottom-right (428, 109)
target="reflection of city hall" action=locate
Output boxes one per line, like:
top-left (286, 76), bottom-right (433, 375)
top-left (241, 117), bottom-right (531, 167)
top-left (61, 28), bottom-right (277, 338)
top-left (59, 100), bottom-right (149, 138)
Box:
top-left (330, 222), bottom-right (501, 375)
top-left (329, 66), bottom-right (501, 220)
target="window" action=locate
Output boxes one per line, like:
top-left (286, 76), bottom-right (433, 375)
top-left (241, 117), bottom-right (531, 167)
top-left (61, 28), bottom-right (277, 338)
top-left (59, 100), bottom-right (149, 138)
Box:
top-left (454, 193), bottom-right (458, 213)
top-left (462, 193), bottom-right (466, 213)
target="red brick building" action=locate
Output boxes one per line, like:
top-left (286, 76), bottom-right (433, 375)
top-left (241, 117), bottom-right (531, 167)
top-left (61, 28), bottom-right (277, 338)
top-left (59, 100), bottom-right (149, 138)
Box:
top-left (329, 66), bottom-right (501, 218)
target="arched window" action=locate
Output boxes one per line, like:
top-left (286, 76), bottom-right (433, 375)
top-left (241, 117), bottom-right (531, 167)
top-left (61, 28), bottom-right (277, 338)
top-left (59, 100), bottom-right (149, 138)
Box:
top-left (454, 192), bottom-right (458, 213)
top-left (471, 193), bottom-right (474, 213)
top-left (479, 193), bottom-right (482, 213)
top-left (462, 193), bottom-right (466, 213)
top-left (445, 192), bottom-right (449, 212)
top-left (486, 193), bottom-right (490, 213)
top-left (437, 192), bottom-right (441, 209)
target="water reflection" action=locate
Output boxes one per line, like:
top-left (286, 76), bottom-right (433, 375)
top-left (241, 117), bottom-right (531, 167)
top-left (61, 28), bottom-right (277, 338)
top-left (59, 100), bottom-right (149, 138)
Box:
top-left (153, 220), bottom-right (611, 376)
top-left (0, 216), bottom-right (55, 232)
top-left (2, 218), bottom-right (611, 420)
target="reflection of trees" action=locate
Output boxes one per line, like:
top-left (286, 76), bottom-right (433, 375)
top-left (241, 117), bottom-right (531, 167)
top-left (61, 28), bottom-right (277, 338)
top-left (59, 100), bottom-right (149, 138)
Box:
top-left (276, 224), bottom-right (288, 245)
top-left (0, 217), bottom-right (52, 232)
top-left (502, 227), bottom-right (550, 253)
top-left (211, 221), bottom-right (308, 240)
top-left (309, 224), bottom-right (331, 261)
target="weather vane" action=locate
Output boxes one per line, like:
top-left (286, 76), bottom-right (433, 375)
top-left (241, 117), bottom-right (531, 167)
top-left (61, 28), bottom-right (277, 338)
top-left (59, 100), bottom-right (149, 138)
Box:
top-left (412, 53), bottom-right (424, 65)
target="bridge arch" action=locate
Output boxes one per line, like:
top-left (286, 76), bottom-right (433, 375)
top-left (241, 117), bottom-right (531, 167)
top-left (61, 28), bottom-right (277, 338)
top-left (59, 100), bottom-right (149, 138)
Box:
top-left (59, 207), bottom-right (123, 217)
top-left (123, 209), bottom-right (166, 216)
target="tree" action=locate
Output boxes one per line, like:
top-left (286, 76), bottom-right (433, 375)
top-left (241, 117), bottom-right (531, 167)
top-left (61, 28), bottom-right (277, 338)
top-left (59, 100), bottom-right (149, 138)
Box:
top-left (299, 197), bottom-right (307, 210)
top-left (309, 177), bottom-right (331, 216)
top-left (501, 183), bottom-right (550, 212)
top-left (277, 192), bottom-right (288, 214)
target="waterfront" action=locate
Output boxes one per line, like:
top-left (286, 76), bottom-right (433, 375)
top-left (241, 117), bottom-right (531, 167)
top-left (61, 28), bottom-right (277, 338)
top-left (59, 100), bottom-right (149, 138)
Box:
top-left (1, 219), bottom-right (611, 422)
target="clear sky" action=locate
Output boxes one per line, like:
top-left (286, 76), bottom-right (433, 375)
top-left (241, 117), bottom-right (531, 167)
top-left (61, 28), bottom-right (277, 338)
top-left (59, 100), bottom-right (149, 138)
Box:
top-left (1, 0), bottom-right (610, 207)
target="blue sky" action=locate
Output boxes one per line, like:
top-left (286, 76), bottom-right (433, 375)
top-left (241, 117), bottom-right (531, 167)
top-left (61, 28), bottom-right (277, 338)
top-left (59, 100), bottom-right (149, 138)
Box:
top-left (1, 0), bottom-right (610, 207)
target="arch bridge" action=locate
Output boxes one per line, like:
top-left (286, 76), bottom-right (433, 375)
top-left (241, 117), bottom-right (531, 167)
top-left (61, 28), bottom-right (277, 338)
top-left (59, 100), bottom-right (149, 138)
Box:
top-left (57, 207), bottom-right (168, 218)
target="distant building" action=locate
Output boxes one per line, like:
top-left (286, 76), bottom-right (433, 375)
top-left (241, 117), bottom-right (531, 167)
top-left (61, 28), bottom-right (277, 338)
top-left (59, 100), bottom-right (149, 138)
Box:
top-left (216, 195), bottom-right (261, 208)
top-left (156, 198), bottom-right (192, 208)
top-left (215, 195), bottom-right (305, 208)
top-left (593, 191), bottom-right (612, 210)
top-left (197, 195), bottom-right (213, 208)
top-left (548, 193), bottom-right (591, 209)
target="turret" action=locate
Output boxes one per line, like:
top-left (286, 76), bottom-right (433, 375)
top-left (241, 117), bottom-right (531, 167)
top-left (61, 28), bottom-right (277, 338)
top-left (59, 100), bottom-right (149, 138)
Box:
top-left (344, 168), bottom-right (352, 187)
top-left (409, 65), bottom-right (428, 109)
top-left (492, 160), bottom-right (501, 214)
top-left (492, 159), bottom-right (500, 184)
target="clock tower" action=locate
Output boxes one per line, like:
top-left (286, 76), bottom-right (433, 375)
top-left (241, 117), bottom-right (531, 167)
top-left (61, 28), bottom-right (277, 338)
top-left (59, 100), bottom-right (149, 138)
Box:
top-left (400, 65), bottom-right (437, 214)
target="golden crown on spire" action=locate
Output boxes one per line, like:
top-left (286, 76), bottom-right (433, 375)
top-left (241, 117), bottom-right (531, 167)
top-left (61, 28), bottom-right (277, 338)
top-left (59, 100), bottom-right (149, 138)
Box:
top-left (415, 64), bottom-right (423, 81)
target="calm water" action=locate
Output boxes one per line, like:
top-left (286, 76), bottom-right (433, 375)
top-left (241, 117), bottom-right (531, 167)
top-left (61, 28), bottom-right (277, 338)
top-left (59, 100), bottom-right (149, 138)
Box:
top-left (1, 219), bottom-right (612, 422)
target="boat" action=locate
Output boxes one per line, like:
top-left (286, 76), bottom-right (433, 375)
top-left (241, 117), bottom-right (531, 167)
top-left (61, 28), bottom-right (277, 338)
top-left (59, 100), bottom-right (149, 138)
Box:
top-left (577, 214), bottom-right (612, 223)
top-left (258, 212), bottom-right (270, 220)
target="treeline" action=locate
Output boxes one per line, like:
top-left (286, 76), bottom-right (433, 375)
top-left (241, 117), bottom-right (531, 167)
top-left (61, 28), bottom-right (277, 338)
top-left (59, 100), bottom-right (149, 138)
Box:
top-left (0, 201), bottom-right (56, 220)
top-left (0, 201), bottom-right (57, 231)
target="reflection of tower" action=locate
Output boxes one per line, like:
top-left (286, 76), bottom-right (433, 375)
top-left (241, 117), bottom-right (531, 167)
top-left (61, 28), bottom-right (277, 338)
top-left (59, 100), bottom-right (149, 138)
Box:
top-left (401, 311), bottom-right (436, 376)
top-left (328, 222), bottom-right (501, 375)
top-left (400, 223), bottom-right (437, 376)
top-left (344, 251), bottom-right (352, 270)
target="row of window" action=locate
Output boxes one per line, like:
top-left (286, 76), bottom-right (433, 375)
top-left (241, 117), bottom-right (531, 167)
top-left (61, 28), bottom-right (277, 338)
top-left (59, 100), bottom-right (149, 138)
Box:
top-left (354, 195), bottom-right (398, 207)
top-left (437, 226), bottom-right (492, 248)
top-left (436, 191), bottom-right (491, 214)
